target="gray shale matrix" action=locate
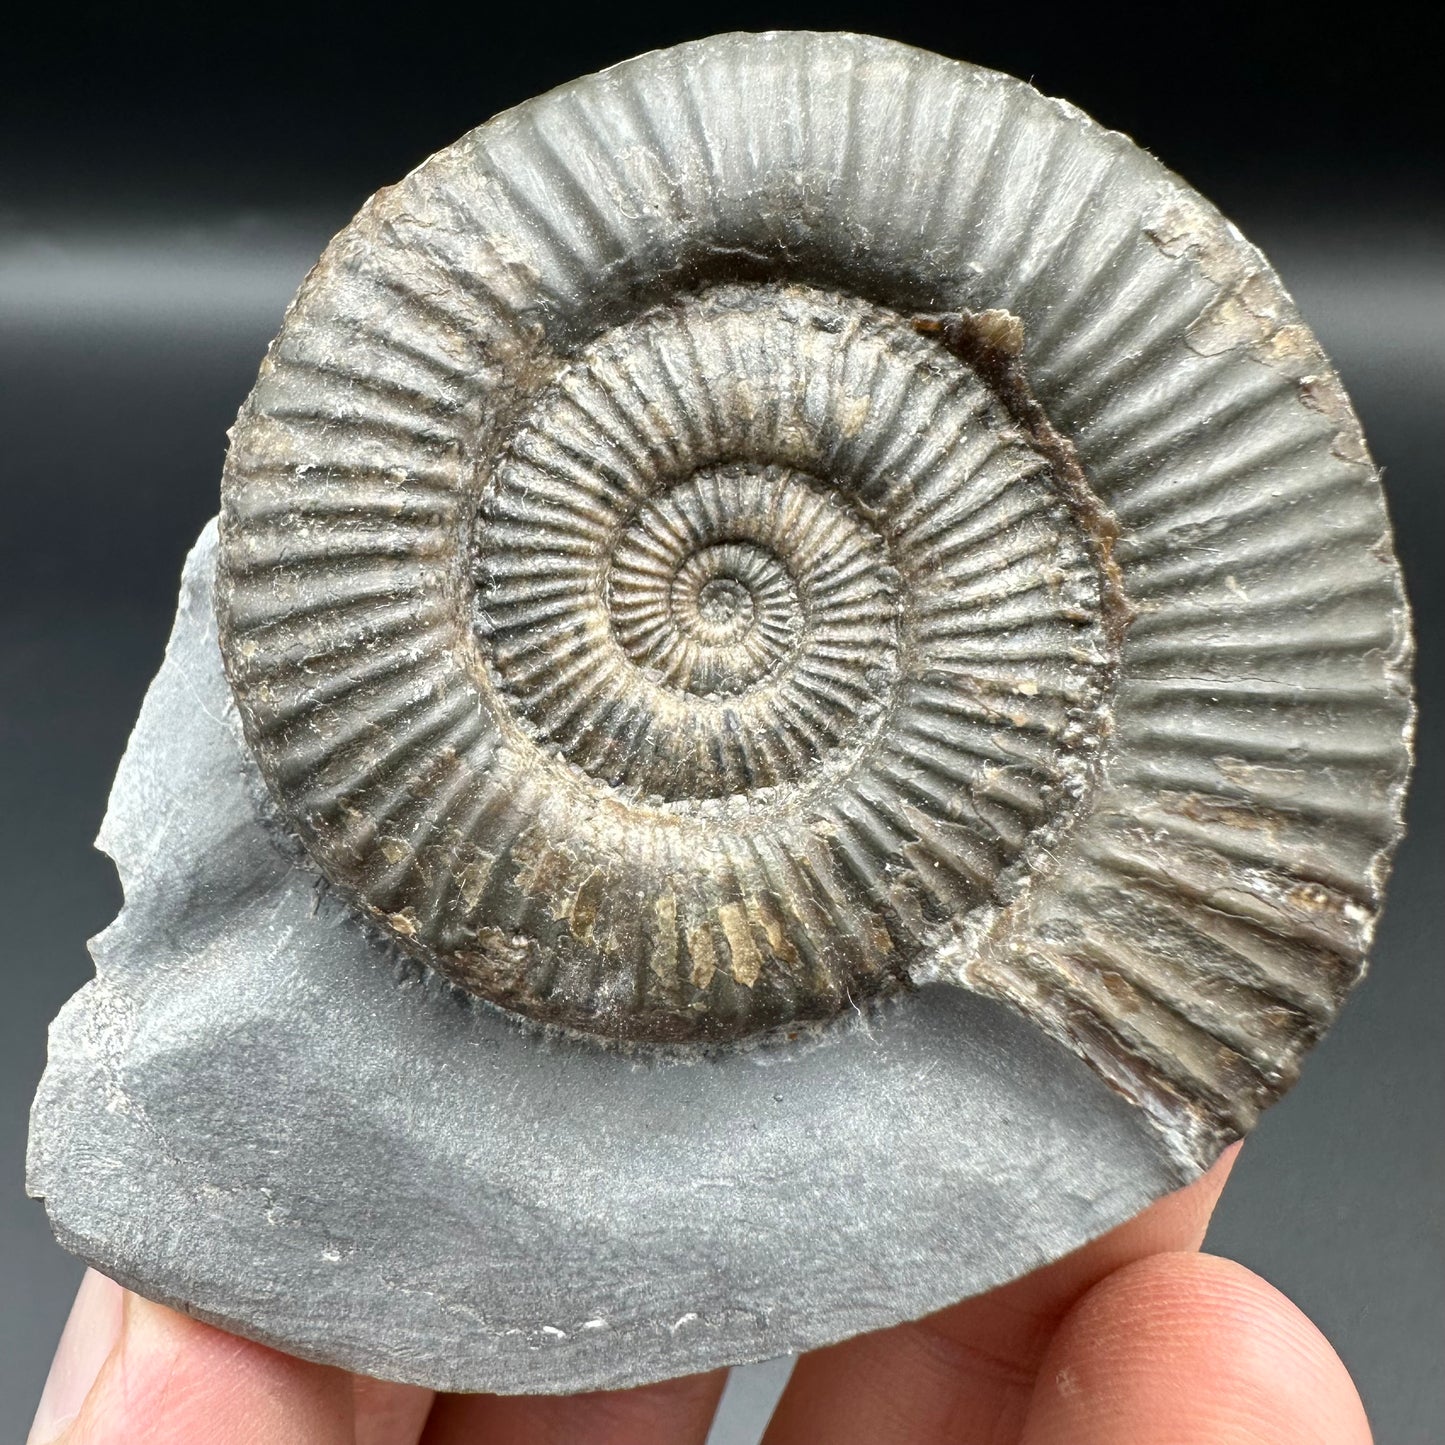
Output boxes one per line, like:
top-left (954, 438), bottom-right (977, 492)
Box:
top-left (30, 32), bottom-right (1412, 1392)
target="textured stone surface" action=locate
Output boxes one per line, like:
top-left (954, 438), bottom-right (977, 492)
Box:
top-left (28, 525), bottom-right (1184, 1393)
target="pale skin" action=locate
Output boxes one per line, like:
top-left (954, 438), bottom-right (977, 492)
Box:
top-left (30, 1146), bottom-right (1373, 1444)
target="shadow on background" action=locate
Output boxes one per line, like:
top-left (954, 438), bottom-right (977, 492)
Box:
top-left (2, 5), bottom-right (1440, 1441)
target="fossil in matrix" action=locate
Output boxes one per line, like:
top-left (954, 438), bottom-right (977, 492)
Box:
top-left (31, 31), bottom-right (1412, 1393)
top-left (217, 31), bottom-right (1411, 1160)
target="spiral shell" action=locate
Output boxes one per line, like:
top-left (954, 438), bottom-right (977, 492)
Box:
top-left (217, 33), bottom-right (1410, 1150)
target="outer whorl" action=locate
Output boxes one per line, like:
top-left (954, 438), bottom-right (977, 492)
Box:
top-left (217, 32), bottom-right (1411, 1160)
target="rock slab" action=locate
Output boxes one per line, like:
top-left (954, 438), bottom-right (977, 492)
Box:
top-left (28, 524), bottom-right (1184, 1393)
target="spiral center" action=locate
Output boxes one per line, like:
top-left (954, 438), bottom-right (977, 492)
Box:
top-left (608, 496), bottom-right (822, 705)
top-left (670, 542), bottom-right (776, 661)
top-left (696, 577), bottom-right (750, 631)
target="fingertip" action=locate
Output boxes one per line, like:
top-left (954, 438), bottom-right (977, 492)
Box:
top-left (422, 1368), bottom-right (728, 1445)
top-left (922, 1139), bottom-right (1243, 1354)
top-left (1091, 1141), bottom-right (1242, 1265)
top-left (353, 1372), bottom-right (434, 1445)
top-left (1022, 1251), bottom-right (1372, 1445)
top-left (29, 1270), bottom-right (126, 1445)
top-left (57, 1291), bottom-right (356, 1444)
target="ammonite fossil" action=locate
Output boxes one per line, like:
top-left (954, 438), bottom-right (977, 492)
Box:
top-left (215, 31), bottom-right (1411, 1162)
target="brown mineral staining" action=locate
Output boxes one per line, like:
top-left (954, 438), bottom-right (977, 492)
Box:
top-left (649, 895), bottom-right (679, 983)
top-left (214, 32), bottom-right (1408, 1163)
top-left (1298, 373), bottom-right (1371, 464)
top-left (387, 910), bottom-right (419, 939)
top-left (716, 904), bottom-right (763, 989)
top-left (687, 928), bottom-right (718, 992)
top-left (1147, 196), bottom-right (1374, 469)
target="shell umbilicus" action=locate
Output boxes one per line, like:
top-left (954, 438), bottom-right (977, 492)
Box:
top-left (216, 33), bottom-right (1411, 1159)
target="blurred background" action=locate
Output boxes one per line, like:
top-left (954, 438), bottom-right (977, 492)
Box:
top-left (1, 4), bottom-right (1439, 1440)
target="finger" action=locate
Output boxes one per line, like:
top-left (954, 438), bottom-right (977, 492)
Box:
top-left (33, 1284), bottom-right (356, 1445)
top-left (1020, 1251), bottom-right (1372, 1444)
top-left (420, 1367), bottom-right (728, 1445)
top-left (30, 1271), bottom-right (125, 1445)
top-left (763, 1144), bottom-right (1239, 1445)
top-left (353, 1373), bottom-right (435, 1445)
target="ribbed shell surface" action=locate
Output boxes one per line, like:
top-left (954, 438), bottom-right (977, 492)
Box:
top-left (217, 31), bottom-right (1411, 1162)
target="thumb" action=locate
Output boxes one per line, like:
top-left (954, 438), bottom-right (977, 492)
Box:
top-left (30, 1274), bottom-right (355, 1445)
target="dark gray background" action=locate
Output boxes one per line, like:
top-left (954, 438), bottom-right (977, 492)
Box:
top-left (2, 5), bottom-right (1440, 1441)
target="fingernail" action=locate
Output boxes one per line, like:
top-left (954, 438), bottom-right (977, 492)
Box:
top-left (29, 1269), bottom-right (126, 1444)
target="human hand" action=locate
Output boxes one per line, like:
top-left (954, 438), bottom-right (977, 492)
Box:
top-left (28, 1145), bottom-right (1371, 1444)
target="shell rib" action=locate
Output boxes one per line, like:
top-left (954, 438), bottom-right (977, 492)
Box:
top-left (217, 32), bottom-right (1411, 1159)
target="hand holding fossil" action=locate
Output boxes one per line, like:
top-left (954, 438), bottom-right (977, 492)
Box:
top-left (28, 29), bottom-right (1411, 1401)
